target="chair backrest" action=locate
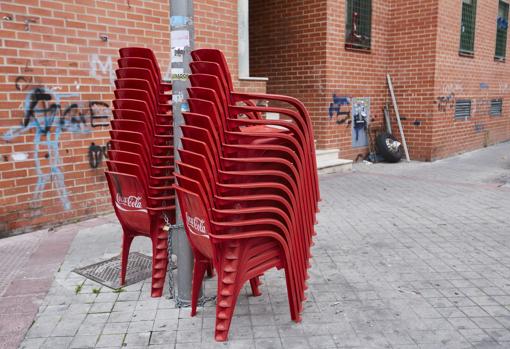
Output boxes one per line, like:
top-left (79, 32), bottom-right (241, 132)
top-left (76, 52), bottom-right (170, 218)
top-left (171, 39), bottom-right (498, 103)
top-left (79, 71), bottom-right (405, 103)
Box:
top-left (113, 99), bottom-right (154, 124)
top-left (178, 148), bottom-right (219, 185)
top-left (111, 119), bottom-right (153, 143)
top-left (189, 74), bottom-right (229, 118)
top-left (108, 149), bottom-right (150, 182)
top-left (116, 68), bottom-right (160, 100)
top-left (118, 57), bottom-right (160, 81)
top-left (187, 98), bottom-right (227, 137)
top-left (174, 184), bottom-right (214, 258)
top-left (180, 125), bottom-right (221, 167)
top-left (191, 48), bottom-right (233, 91)
top-left (187, 87), bottom-right (225, 128)
top-left (110, 129), bottom-right (150, 150)
top-left (106, 171), bottom-right (151, 234)
top-left (119, 47), bottom-right (162, 81)
top-left (109, 139), bottom-right (148, 164)
top-left (115, 89), bottom-right (159, 116)
top-left (115, 78), bottom-right (157, 101)
top-left (107, 160), bottom-right (148, 190)
top-left (190, 61), bottom-right (230, 102)
top-left (176, 160), bottom-right (216, 199)
top-left (182, 111), bottom-right (224, 146)
top-left (181, 136), bottom-right (220, 173)
top-left (113, 109), bottom-right (155, 135)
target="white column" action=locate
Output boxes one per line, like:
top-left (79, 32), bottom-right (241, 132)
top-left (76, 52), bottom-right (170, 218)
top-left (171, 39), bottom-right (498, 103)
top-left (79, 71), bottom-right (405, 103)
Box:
top-left (238, 0), bottom-right (249, 78)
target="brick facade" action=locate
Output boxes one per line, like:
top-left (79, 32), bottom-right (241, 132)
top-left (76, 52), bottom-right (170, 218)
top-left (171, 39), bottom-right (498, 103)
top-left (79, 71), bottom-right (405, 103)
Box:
top-left (250, 0), bottom-right (510, 161)
top-left (0, 0), bottom-right (264, 235)
top-left (1, 0), bottom-right (509, 234)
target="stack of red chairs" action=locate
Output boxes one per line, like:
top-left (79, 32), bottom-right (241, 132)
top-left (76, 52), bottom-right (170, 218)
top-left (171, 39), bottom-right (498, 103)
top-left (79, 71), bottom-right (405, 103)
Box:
top-left (174, 48), bottom-right (319, 341)
top-left (104, 47), bottom-right (175, 298)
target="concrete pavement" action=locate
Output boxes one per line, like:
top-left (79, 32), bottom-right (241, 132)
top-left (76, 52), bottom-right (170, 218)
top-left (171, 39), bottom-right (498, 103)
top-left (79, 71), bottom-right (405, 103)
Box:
top-left (3, 142), bottom-right (510, 348)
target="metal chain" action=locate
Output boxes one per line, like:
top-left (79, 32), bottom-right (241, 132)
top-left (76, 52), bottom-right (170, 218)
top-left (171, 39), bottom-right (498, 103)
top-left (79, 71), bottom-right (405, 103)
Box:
top-left (163, 214), bottom-right (215, 308)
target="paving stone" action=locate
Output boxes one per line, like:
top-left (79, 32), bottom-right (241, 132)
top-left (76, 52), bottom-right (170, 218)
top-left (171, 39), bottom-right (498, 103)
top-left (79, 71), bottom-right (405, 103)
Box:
top-left (127, 320), bottom-right (154, 333)
top-left (88, 302), bottom-right (114, 314)
top-left (101, 321), bottom-right (130, 335)
top-left (69, 334), bottom-right (98, 348)
top-left (95, 333), bottom-right (125, 347)
top-left (39, 336), bottom-right (72, 348)
top-left (122, 331), bottom-right (150, 347)
top-left (14, 143), bottom-right (510, 347)
top-left (18, 337), bottom-right (46, 349)
top-left (149, 330), bottom-right (177, 345)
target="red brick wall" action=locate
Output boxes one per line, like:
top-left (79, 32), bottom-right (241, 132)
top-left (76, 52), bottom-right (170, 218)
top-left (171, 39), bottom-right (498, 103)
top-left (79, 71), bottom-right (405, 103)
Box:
top-left (0, 0), bottom-right (172, 236)
top-left (194, 0), bottom-right (267, 93)
top-left (324, 0), bottom-right (393, 159)
top-left (0, 0), bottom-right (263, 235)
top-left (249, 0), bottom-right (328, 147)
top-left (385, 0), bottom-right (439, 160)
top-left (431, 0), bottom-right (510, 159)
top-left (250, 0), bottom-right (509, 161)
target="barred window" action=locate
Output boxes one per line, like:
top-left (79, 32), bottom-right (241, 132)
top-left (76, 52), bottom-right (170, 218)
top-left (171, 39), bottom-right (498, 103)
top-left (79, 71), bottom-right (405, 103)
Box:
top-left (495, 1), bottom-right (509, 60)
top-left (460, 0), bottom-right (477, 55)
top-left (345, 0), bottom-right (372, 50)
top-left (455, 99), bottom-right (472, 119)
top-left (490, 99), bottom-right (503, 116)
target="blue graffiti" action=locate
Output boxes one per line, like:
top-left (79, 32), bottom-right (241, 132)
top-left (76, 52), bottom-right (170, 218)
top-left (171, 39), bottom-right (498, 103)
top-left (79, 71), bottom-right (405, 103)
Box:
top-left (3, 87), bottom-right (92, 211)
top-left (328, 94), bottom-right (351, 125)
top-left (498, 16), bottom-right (508, 30)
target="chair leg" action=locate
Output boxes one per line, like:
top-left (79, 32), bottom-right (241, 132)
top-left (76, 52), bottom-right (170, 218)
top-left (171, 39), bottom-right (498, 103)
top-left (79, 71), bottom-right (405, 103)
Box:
top-left (120, 233), bottom-right (135, 286)
top-left (215, 280), bottom-right (241, 342)
top-left (214, 243), bottom-right (242, 342)
top-left (191, 257), bottom-right (207, 317)
top-left (249, 277), bottom-right (261, 297)
top-left (206, 263), bottom-right (215, 278)
top-left (150, 232), bottom-right (168, 298)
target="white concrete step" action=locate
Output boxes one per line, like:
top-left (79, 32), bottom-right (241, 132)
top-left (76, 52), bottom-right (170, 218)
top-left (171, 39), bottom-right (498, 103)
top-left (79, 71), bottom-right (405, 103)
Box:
top-left (316, 148), bottom-right (353, 175)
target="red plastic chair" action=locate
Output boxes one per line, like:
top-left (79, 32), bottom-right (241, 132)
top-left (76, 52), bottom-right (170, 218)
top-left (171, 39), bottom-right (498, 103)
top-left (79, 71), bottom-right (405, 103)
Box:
top-left (176, 158), bottom-right (307, 297)
top-left (105, 171), bottom-right (174, 297)
top-left (119, 47), bottom-right (171, 92)
top-left (116, 67), bottom-right (168, 105)
top-left (105, 47), bottom-right (175, 298)
top-left (115, 88), bottom-right (171, 115)
top-left (185, 98), bottom-right (317, 224)
top-left (185, 85), bottom-right (318, 212)
top-left (174, 182), bottom-right (300, 341)
top-left (190, 49), bottom-right (319, 202)
top-left (178, 131), bottom-right (310, 301)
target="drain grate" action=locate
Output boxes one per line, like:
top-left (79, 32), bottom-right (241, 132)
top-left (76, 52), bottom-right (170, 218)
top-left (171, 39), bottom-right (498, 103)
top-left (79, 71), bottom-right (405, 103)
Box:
top-left (73, 252), bottom-right (152, 289)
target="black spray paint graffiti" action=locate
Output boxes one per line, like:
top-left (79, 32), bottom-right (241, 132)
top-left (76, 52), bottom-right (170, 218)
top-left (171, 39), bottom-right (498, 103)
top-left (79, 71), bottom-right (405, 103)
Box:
top-left (88, 142), bottom-right (111, 169)
top-left (436, 93), bottom-right (456, 112)
top-left (17, 88), bottom-right (111, 133)
top-left (62, 100), bottom-right (111, 128)
top-left (2, 87), bottom-right (112, 211)
top-left (328, 95), bottom-right (352, 125)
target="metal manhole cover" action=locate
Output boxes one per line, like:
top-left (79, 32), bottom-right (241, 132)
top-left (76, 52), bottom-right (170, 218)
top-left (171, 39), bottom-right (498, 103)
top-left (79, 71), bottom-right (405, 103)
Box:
top-left (73, 252), bottom-right (152, 289)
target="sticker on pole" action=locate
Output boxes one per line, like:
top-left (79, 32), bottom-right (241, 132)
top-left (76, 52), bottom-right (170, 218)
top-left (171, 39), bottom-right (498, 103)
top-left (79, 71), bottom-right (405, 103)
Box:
top-left (171, 30), bottom-right (190, 48)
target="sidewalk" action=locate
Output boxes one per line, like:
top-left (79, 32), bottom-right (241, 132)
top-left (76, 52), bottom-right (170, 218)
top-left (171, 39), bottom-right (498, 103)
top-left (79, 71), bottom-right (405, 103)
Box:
top-left (4, 142), bottom-right (510, 348)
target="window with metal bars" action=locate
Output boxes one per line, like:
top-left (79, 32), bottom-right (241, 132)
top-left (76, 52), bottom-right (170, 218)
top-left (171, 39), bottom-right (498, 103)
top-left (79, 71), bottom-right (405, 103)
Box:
top-left (495, 1), bottom-right (509, 60)
top-left (490, 99), bottom-right (503, 116)
top-left (459, 0), bottom-right (477, 55)
top-left (345, 0), bottom-right (372, 50)
top-left (455, 99), bottom-right (472, 119)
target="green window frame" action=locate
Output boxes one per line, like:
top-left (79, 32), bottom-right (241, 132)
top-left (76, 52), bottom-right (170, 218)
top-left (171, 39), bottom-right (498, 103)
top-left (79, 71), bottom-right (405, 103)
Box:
top-left (345, 0), bottom-right (372, 50)
top-left (460, 0), bottom-right (477, 55)
top-left (495, 1), bottom-right (509, 60)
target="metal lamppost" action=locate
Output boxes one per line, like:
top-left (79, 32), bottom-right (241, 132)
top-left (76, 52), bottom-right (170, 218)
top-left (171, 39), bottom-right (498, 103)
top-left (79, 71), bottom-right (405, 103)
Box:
top-left (169, 0), bottom-right (194, 306)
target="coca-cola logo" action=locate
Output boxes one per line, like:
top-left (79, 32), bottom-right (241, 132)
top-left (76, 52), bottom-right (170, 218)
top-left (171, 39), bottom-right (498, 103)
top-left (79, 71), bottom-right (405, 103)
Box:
top-left (115, 193), bottom-right (143, 209)
top-left (186, 212), bottom-right (207, 234)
